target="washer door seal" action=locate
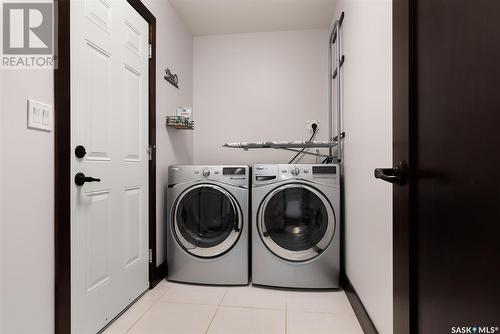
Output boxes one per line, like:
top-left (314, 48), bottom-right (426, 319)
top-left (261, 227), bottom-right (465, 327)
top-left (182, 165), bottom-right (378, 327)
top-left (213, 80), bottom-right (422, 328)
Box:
top-left (173, 184), bottom-right (242, 258)
top-left (258, 183), bottom-right (335, 262)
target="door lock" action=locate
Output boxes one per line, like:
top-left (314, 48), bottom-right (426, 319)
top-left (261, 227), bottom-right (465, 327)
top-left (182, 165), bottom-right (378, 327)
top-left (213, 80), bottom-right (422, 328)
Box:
top-left (75, 145), bottom-right (87, 159)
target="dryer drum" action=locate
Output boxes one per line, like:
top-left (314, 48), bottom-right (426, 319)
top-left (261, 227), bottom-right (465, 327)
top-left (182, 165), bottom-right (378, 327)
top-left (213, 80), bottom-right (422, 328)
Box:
top-left (259, 184), bottom-right (335, 262)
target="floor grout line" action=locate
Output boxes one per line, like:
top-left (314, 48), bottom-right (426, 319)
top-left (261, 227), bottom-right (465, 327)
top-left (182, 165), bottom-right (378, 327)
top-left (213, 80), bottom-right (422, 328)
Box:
top-left (285, 293), bottom-right (288, 334)
top-left (214, 303), bottom-right (355, 315)
top-left (123, 280), bottom-right (172, 334)
top-left (156, 300), bottom-right (224, 306)
top-left (123, 301), bottom-right (155, 334)
top-left (204, 288), bottom-right (229, 334)
top-left (217, 304), bottom-right (286, 311)
top-left (285, 309), bottom-right (356, 316)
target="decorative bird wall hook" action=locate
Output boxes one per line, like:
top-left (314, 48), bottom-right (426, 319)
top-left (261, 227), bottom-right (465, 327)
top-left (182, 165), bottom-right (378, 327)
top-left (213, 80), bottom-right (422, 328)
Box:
top-left (164, 68), bottom-right (179, 88)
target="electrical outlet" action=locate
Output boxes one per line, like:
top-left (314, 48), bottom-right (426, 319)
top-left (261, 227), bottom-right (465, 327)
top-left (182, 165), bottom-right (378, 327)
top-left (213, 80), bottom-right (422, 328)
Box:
top-left (306, 120), bottom-right (320, 133)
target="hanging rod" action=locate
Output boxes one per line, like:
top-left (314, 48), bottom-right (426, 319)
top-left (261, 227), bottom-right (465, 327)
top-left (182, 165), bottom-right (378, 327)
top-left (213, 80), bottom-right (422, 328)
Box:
top-left (330, 11), bottom-right (345, 44)
top-left (328, 12), bottom-right (345, 162)
top-left (332, 55), bottom-right (345, 79)
top-left (335, 17), bottom-right (344, 162)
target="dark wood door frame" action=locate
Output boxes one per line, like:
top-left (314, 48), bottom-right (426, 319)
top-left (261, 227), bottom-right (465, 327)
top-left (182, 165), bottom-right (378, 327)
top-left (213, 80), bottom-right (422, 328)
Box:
top-left (54, 1), bottom-right (157, 333)
top-left (393, 0), bottom-right (415, 333)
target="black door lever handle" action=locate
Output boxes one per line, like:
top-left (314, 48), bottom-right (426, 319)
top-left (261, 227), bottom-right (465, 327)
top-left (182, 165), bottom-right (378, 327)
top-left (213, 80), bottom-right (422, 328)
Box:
top-left (75, 173), bottom-right (101, 186)
top-left (374, 161), bottom-right (408, 185)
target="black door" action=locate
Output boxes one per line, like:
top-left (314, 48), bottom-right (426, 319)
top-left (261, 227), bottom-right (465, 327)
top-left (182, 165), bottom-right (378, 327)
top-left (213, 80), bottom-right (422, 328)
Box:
top-left (174, 185), bottom-right (242, 258)
top-left (392, 0), bottom-right (500, 333)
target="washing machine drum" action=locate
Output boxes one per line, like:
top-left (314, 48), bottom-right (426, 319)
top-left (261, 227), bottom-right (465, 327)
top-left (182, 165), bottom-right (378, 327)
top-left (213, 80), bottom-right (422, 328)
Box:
top-left (259, 184), bottom-right (335, 262)
top-left (174, 185), bottom-right (242, 258)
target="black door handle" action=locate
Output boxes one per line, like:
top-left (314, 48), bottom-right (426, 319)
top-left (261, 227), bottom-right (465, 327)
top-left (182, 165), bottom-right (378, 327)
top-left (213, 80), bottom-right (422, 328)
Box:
top-left (75, 173), bottom-right (101, 186)
top-left (374, 161), bottom-right (408, 185)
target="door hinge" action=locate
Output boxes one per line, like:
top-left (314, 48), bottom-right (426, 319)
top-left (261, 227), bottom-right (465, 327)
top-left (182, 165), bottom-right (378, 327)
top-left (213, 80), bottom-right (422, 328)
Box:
top-left (147, 144), bottom-right (155, 161)
top-left (148, 249), bottom-right (153, 264)
top-left (148, 44), bottom-right (152, 59)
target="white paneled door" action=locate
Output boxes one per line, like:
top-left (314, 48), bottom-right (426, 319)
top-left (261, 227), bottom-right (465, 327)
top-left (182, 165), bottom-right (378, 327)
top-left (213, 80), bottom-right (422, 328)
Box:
top-left (70, 0), bottom-right (149, 333)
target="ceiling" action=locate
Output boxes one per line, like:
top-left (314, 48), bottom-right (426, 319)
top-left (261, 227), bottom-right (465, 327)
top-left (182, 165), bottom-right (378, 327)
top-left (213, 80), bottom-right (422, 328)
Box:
top-left (169, 0), bottom-right (336, 36)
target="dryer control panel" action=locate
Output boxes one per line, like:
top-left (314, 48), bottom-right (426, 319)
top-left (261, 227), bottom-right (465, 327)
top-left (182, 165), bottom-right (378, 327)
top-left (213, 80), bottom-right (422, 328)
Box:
top-left (253, 164), bottom-right (339, 184)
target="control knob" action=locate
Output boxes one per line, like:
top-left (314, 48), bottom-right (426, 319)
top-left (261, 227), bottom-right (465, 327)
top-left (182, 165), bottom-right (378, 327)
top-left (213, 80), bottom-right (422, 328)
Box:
top-left (291, 167), bottom-right (300, 176)
top-left (202, 169), bottom-right (211, 177)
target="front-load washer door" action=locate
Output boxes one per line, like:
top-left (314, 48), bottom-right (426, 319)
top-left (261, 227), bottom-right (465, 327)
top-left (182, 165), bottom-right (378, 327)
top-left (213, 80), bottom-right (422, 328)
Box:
top-left (173, 184), bottom-right (242, 258)
top-left (258, 184), bottom-right (335, 262)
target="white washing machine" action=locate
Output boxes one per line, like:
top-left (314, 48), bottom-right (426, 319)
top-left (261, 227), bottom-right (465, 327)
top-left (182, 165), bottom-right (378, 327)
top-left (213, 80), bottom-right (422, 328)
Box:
top-left (252, 164), bottom-right (340, 289)
top-left (166, 165), bottom-right (250, 285)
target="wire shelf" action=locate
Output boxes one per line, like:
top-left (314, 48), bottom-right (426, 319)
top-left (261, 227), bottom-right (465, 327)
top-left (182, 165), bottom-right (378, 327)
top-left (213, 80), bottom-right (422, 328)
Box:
top-left (166, 116), bottom-right (194, 130)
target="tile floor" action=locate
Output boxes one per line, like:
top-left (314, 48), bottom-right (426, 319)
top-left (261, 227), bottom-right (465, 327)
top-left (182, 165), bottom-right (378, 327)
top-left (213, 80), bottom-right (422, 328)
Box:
top-left (103, 280), bottom-right (363, 334)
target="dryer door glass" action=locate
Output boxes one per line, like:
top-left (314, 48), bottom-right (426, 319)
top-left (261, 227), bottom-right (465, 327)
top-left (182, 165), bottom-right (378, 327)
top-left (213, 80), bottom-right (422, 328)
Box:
top-left (260, 185), bottom-right (335, 262)
top-left (174, 185), bottom-right (241, 257)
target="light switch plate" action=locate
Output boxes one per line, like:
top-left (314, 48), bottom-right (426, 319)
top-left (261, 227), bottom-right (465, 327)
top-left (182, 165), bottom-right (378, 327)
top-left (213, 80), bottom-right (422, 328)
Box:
top-left (27, 99), bottom-right (52, 132)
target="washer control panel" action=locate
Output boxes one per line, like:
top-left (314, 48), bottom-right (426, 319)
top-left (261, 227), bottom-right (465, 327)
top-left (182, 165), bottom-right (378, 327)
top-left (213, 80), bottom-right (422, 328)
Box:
top-left (290, 167), bottom-right (300, 176)
top-left (193, 166), bottom-right (246, 178)
top-left (169, 165), bottom-right (249, 187)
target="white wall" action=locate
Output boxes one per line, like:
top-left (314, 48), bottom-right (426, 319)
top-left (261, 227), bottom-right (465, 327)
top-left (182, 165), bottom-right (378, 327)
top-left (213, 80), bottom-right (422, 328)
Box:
top-left (0, 64), bottom-right (3, 334)
top-left (0, 1), bottom-right (193, 332)
top-left (193, 29), bottom-right (330, 165)
top-left (143, 0), bottom-right (194, 266)
top-left (332, 1), bottom-right (393, 333)
top-left (0, 69), bottom-right (55, 333)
